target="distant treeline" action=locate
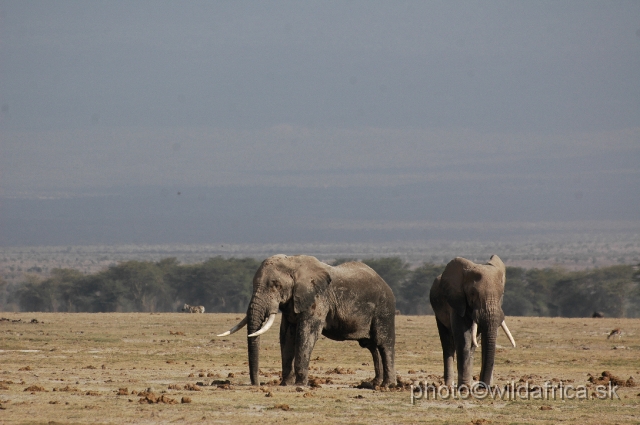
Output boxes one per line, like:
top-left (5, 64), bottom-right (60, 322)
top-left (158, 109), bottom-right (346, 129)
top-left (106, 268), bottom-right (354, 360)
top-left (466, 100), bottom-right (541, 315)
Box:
top-left (4, 257), bottom-right (640, 318)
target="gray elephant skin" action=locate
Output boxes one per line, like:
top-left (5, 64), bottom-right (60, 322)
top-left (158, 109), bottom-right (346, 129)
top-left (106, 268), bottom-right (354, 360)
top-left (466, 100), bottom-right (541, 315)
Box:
top-left (429, 255), bottom-right (516, 388)
top-left (218, 254), bottom-right (397, 387)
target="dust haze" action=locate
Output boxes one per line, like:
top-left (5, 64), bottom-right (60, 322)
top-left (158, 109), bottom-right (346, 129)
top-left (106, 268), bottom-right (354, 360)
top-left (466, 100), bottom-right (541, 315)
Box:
top-left (1, 2), bottom-right (638, 247)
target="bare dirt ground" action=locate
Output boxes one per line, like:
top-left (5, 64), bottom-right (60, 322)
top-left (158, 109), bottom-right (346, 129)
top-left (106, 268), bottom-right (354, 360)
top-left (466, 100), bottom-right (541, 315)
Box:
top-left (0, 313), bottom-right (639, 424)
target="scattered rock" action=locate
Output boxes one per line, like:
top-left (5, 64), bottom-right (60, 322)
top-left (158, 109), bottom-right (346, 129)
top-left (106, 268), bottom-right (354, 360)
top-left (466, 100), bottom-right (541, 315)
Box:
top-left (24, 385), bottom-right (47, 392)
top-left (468, 420), bottom-right (491, 425)
top-left (85, 391), bottom-right (100, 396)
top-left (540, 406), bottom-right (553, 411)
top-left (116, 388), bottom-right (129, 395)
top-left (181, 396), bottom-right (191, 404)
top-left (265, 392), bottom-right (273, 397)
top-left (18, 366), bottom-right (32, 371)
top-left (296, 387), bottom-right (305, 392)
top-left (167, 384), bottom-right (181, 390)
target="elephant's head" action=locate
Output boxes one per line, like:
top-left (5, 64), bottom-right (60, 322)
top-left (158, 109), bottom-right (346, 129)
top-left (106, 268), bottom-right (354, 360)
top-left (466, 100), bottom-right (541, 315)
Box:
top-left (441, 255), bottom-right (515, 385)
top-left (217, 254), bottom-right (331, 385)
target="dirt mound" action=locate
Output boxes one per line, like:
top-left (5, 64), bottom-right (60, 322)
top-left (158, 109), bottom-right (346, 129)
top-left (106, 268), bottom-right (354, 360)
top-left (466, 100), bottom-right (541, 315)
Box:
top-left (588, 371), bottom-right (636, 387)
top-left (325, 367), bottom-right (354, 374)
top-left (309, 376), bottom-right (333, 388)
top-left (268, 404), bottom-right (291, 411)
top-left (138, 393), bottom-right (177, 404)
top-left (184, 383), bottom-right (203, 391)
top-left (54, 386), bottom-right (79, 392)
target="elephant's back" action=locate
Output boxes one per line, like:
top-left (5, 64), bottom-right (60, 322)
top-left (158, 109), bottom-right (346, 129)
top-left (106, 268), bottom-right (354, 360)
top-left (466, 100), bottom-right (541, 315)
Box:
top-left (331, 262), bottom-right (395, 304)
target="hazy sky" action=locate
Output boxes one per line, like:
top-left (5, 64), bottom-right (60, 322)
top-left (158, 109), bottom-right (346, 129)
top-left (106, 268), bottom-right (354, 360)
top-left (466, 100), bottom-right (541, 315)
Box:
top-left (1, 1), bottom-right (639, 244)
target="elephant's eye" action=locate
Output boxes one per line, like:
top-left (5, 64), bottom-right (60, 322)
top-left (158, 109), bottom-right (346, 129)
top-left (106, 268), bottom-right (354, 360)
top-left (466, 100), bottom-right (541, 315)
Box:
top-left (270, 280), bottom-right (280, 290)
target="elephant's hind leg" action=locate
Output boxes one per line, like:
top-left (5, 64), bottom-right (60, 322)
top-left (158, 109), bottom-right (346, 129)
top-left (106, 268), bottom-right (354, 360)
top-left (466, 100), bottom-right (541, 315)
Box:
top-left (378, 344), bottom-right (396, 387)
top-left (359, 339), bottom-right (383, 385)
top-left (435, 317), bottom-right (455, 387)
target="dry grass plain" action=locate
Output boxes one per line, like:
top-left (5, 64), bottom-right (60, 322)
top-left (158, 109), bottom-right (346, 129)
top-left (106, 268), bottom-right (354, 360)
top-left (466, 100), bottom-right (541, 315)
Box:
top-left (0, 313), bottom-right (639, 424)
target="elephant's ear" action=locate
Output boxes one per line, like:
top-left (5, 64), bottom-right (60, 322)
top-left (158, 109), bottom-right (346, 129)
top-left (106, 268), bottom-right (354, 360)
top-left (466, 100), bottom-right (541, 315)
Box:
top-left (441, 257), bottom-right (477, 317)
top-left (487, 254), bottom-right (506, 284)
top-left (292, 263), bottom-right (331, 314)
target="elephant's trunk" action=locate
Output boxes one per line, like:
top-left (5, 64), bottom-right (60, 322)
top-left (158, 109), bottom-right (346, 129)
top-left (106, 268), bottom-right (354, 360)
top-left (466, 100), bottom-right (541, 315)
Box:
top-left (479, 325), bottom-right (497, 386)
top-left (247, 297), bottom-right (269, 386)
top-left (476, 301), bottom-right (504, 387)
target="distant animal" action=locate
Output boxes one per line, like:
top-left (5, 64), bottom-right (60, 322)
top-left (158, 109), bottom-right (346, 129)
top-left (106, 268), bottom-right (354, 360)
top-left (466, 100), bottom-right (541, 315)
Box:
top-left (182, 304), bottom-right (205, 313)
top-left (607, 328), bottom-right (622, 339)
top-left (592, 311), bottom-right (605, 318)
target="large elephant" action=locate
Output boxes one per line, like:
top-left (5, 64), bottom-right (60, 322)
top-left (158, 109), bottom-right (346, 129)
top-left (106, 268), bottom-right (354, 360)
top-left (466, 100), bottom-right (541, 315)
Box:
top-left (429, 255), bottom-right (515, 388)
top-left (218, 254), bottom-right (396, 387)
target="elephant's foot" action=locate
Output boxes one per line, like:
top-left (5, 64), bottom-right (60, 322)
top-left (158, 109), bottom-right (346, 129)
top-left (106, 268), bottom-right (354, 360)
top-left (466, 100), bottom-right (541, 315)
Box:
top-left (294, 376), bottom-right (309, 386)
top-left (474, 381), bottom-right (490, 390)
top-left (279, 376), bottom-right (295, 386)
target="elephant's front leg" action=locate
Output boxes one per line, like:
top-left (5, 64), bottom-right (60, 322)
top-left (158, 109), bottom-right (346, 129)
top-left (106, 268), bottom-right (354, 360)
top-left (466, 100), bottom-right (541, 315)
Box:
top-left (451, 314), bottom-right (475, 388)
top-left (293, 314), bottom-right (323, 386)
top-left (435, 318), bottom-right (455, 387)
top-left (279, 318), bottom-right (296, 386)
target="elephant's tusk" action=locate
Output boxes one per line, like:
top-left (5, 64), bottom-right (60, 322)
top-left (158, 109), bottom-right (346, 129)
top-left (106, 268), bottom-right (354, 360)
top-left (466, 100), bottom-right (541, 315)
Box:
top-left (501, 320), bottom-right (516, 348)
top-left (217, 316), bottom-right (248, 337)
top-left (471, 321), bottom-right (479, 348)
top-left (247, 313), bottom-right (277, 338)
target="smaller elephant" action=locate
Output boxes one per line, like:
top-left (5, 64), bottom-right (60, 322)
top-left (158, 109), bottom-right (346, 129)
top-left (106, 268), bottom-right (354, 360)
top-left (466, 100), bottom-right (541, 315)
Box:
top-left (430, 255), bottom-right (515, 388)
top-left (218, 254), bottom-right (397, 387)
